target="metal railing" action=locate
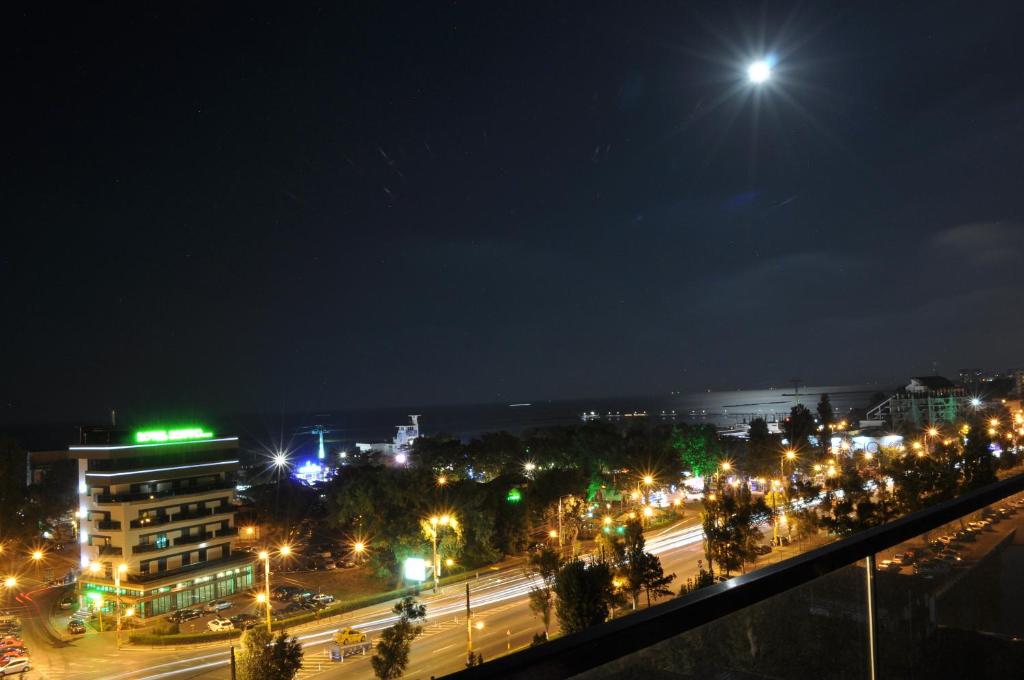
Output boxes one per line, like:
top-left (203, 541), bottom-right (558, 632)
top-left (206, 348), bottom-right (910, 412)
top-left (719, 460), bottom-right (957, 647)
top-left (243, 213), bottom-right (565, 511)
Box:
top-left (95, 481), bottom-right (235, 504)
top-left (447, 472), bottom-right (1024, 680)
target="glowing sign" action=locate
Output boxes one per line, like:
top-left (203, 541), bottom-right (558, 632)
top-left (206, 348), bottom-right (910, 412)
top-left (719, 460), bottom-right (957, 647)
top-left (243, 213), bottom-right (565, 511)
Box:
top-left (135, 428), bottom-right (214, 443)
top-left (506, 488), bottom-right (522, 503)
top-left (403, 557), bottom-right (427, 582)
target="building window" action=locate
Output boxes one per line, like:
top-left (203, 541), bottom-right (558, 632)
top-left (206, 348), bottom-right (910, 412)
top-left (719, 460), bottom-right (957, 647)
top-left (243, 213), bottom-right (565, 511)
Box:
top-left (155, 534), bottom-right (168, 549)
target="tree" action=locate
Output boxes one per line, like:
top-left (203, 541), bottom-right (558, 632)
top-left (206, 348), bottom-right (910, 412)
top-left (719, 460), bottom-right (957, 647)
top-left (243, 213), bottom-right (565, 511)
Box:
top-left (553, 559), bottom-right (616, 634)
top-left (526, 546), bottom-right (562, 637)
top-left (236, 627), bottom-right (303, 680)
top-left (639, 552), bottom-right (675, 607)
top-left (785, 404), bottom-right (816, 449)
top-left (671, 424), bottom-right (721, 478)
top-left (816, 394), bottom-right (834, 452)
top-left (371, 597), bottom-right (427, 680)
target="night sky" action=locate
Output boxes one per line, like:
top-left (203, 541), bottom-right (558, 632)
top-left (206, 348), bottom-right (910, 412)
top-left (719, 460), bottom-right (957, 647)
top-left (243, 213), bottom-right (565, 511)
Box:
top-left (5, 2), bottom-right (1024, 425)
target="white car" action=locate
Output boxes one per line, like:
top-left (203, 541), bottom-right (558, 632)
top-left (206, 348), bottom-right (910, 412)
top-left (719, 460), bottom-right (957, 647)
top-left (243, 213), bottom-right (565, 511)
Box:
top-left (207, 617), bottom-right (234, 632)
top-left (204, 600), bottom-right (232, 613)
top-left (0, 657), bottom-right (30, 675)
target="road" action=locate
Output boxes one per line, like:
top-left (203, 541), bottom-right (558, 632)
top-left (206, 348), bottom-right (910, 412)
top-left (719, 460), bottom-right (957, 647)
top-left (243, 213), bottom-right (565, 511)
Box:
top-left (17, 518), bottom-right (711, 680)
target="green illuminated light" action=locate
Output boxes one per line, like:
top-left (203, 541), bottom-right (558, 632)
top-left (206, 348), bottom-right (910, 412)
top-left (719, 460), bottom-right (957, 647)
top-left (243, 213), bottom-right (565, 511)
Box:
top-left (136, 427), bottom-right (214, 443)
top-left (506, 488), bottom-right (522, 503)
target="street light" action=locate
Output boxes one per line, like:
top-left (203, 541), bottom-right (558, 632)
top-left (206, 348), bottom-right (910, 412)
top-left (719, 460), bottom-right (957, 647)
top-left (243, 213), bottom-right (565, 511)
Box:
top-left (437, 475), bottom-right (448, 486)
top-left (115, 563), bottom-right (128, 648)
top-left (425, 514), bottom-right (457, 594)
top-left (747, 59), bottom-right (771, 84)
top-left (258, 545), bottom-right (293, 630)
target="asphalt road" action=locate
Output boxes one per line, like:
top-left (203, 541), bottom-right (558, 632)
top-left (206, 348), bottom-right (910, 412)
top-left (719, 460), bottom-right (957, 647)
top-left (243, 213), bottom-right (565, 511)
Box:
top-left (17, 517), bottom-right (708, 680)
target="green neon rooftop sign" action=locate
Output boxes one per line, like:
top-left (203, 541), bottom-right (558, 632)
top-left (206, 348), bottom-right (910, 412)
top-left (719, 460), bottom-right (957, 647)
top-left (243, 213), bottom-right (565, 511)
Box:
top-left (135, 427), bottom-right (214, 444)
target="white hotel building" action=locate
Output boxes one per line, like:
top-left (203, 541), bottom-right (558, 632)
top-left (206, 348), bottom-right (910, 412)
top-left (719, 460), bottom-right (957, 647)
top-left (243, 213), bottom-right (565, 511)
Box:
top-left (72, 428), bottom-right (254, 618)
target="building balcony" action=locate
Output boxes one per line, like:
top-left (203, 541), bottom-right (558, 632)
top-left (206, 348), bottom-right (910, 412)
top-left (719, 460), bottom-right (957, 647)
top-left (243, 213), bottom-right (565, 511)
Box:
top-left (97, 545), bottom-right (123, 557)
top-left (215, 526), bottom-right (238, 538)
top-left (174, 532), bottom-right (214, 547)
top-left (446, 473), bottom-right (1024, 680)
top-left (95, 520), bottom-right (121, 530)
top-left (95, 481), bottom-right (235, 504)
top-left (170, 508), bottom-right (214, 523)
top-left (132, 542), bottom-right (170, 555)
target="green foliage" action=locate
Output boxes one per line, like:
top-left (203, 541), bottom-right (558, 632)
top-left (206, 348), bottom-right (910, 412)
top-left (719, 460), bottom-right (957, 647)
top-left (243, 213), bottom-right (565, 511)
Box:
top-left (671, 424), bottom-right (721, 477)
top-left (553, 559), bottom-right (616, 634)
top-left (702, 483), bottom-right (764, 576)
top-left (526, 546), bottom-right (563, 635)
top-left (785, 404), bottom-right (816, 449)
top-left (371, 597), bottom-right (427, 680)
top-left (236, 627), bottom-right (303, 680)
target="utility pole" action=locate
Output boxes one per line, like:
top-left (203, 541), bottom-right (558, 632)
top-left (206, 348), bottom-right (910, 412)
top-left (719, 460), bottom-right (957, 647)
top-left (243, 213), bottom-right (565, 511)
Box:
top-left (465, 582), bottom-right (473, 666)
top-left (230, 645), bottom-right (237, 680)
top-left (557, 497), bottom-right (563, 551)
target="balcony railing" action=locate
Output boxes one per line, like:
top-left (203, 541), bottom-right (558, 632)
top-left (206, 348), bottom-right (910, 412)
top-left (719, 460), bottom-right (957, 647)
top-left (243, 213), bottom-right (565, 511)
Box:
top-left (170, 507), bottom-right (215, 523)
top-left (448, 472), bottom-right (1024, 680)
top-left (215, 526), bottom-right (238, 538)
top-left (97, 545), bottom-right (123, 557)
top-left (95, 481), bottom-right (234, 504)
top-left (131, 542), bottom-right (169, 555)
top-left (95, 520), bottom-right (121, 530)
top-left (129, 516), bottom-right (169, 529)
top-left (174, 532), bottom-right (214, 547)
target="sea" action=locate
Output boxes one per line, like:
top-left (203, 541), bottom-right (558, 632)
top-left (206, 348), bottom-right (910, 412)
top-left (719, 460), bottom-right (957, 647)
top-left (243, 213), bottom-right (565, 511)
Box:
top-left (6, 384), bottom-right (893, 453)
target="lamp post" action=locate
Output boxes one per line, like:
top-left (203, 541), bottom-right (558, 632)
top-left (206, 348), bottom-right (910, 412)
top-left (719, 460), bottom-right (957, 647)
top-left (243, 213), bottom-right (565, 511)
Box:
top-left (30, 550), bottom-right (44, 579)
top-left (426, 515), bottom-right (455, 594)
top-left (258, 544), bottom-right (292, 631)
top-left (114, 563), bottom-right (128, 648)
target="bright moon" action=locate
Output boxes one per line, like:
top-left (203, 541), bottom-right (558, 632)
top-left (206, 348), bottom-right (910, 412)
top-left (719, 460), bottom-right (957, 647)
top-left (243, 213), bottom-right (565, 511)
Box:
top-left (747, 60), bottom-right (771, 83)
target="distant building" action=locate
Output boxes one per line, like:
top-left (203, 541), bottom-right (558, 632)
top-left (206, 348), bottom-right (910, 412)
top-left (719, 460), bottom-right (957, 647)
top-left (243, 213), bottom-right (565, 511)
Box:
top-left (356, 414), bottom-right (421, 463)
top-left (72, 426), bottom-right (253, 619)
top-left (958, 368), bottom-right (982, 386)
top-left (866, 377), bottom-right (968, 427)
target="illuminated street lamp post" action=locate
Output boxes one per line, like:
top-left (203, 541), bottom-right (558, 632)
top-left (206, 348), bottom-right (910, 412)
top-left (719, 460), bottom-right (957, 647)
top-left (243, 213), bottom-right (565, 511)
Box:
top-left (114, 563), bottom-right (128, 648)
top-left (258, 545), bottom-right (292, 630)
top-left (30, 549), bottom-right (44, 579)
top-left (426, 515), bottom-right (455, 594)
top-left (272, 452), bottom-right (289, 514)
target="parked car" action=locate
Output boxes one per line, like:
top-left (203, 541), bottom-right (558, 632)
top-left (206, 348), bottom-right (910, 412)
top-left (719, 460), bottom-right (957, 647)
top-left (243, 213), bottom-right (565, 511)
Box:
top-left (893, 553), bottom-right (915, 566)
top-left (272, 586), bottom-right (304, 601)
top-left (58, 595), bottom-right (75, 610)
top-left (207, 617), bottom-right (234, 632)
top-left (204, 600), bottom-right (232, 613)
top-left (167, 608), bottom-right (202, 623)
top-left (878, 559), bottom-right (901, 573)
top-left (312, 593), bottom-right (335, 605)
top-left (315, 546), bottom-right (333, 558)
top-left (281, 602), bottom-right (305, 615)
top-left (0, 657), bottom-right (30, 675)
top-left (229, 613), bottom-right (259, 630)
top-left (336, 559), bottom-right (357, 569)
top-left (289, 590), bottom-right (314, 602)
top-left (67, 620), bottom-right (86, 635)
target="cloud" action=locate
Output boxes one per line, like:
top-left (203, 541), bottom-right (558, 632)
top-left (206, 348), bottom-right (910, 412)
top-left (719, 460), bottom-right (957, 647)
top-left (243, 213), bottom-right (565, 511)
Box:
top-left (930, 222), bottom-right (1023, 265)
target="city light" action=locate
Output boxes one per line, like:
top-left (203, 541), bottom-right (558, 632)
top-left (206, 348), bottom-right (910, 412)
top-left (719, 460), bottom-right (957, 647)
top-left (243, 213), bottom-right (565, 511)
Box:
top-left (437, 475), bottom-right (448, 486)
top-left (353, 541), bottom-right (366, 554)
top-left (273, 453), bottom-right (288, 468)
top-left (747, 59), bottom-right (771, 83)
top-left (404, 557), bottom-right (427, 582)
top-left (548, 529), bottom-right (558, 538)
top-left (642, 475), bottom-right (654, 486)
top-left (135, 427), bottom-right (213, 443)
top-left (2, 578), bottom-right (15, 589)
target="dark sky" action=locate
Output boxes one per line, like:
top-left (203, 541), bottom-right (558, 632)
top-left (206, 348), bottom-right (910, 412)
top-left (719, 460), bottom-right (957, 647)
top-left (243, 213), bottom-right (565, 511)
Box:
top-left (5, 2), bottom-right (1024, 424)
